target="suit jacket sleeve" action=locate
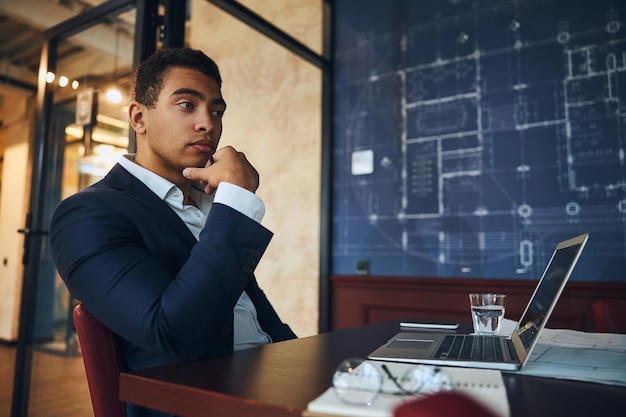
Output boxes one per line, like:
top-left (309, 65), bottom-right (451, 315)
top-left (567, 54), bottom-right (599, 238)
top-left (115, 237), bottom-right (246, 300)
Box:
top-left (50, 169), bottom-right (292, 361)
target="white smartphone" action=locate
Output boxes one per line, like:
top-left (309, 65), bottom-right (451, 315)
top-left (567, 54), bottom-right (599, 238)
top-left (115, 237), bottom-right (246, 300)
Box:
top-left (400, 321), bottom-right (459, 330)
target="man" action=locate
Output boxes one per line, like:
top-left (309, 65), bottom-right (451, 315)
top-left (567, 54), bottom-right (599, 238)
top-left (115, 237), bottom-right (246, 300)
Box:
top-left (50, 47), bottom-right (296, 417)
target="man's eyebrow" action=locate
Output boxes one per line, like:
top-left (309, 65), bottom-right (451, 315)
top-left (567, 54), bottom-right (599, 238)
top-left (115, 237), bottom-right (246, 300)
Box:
top-left (171, 87), bottom-right (206, 100)
top-left (211, 97), bottom-right (227, 108)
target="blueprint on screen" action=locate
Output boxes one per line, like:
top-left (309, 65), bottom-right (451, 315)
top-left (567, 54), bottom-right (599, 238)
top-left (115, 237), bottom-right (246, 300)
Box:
top-left (332, 0), bottom-right (626, 281)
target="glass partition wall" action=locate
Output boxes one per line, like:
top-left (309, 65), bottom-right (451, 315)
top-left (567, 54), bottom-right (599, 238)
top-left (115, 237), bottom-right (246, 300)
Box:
top-left (10, 2), bottom-right (140, 416)
top-left (35, 10), bottom-right (134, 354)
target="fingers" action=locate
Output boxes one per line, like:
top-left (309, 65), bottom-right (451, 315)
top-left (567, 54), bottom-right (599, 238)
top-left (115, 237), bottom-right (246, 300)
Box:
top-left (182, 146), bottom-right (259, 194)
top-left (182, 165), bottom-right (217, 194)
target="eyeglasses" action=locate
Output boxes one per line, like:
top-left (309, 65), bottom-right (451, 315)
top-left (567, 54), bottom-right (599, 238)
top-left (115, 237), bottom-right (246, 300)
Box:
top-left (332, 357), bottom-right (454, 406)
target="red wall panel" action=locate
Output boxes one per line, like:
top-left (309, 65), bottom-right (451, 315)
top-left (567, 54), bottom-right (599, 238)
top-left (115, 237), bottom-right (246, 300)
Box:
top-left (331, 275), bottom-right (626, 332)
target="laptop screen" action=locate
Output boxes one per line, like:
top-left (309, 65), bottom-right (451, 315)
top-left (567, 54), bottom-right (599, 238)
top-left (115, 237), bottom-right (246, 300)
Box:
top-left (516, 238), bottom-right (587, 351)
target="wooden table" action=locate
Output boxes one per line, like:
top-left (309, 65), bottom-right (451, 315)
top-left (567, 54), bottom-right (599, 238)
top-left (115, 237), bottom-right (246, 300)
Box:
top-left (119, 320), bottom-right (626, 417)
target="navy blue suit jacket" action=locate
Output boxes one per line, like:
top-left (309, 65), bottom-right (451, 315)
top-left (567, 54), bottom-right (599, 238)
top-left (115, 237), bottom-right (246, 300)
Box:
top-left (50, 164), bottom-right (296, 415)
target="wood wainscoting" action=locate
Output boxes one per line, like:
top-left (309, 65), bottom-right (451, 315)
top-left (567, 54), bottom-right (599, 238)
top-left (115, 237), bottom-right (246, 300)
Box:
top-left (331, 275), bottom-right (626, 332)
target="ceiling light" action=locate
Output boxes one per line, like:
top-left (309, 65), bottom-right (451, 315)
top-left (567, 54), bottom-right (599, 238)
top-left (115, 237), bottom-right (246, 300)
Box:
top-left (106, 88), bottom-right (122, 103)
top-left (59, 76), bottom-right (69, 87)
top-left (46, 71), bottom-right (55, 83)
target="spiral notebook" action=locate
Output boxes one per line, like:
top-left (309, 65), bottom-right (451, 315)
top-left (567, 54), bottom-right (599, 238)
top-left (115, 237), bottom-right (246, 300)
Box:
top-left (368, 233), bottom-right (588, 371)
top-left (304, 361), bottom-right (509, 417)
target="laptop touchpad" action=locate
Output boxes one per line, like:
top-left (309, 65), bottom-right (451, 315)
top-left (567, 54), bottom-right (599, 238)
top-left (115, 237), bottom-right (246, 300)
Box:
top-left (389, 339), bottom-right (433, 349)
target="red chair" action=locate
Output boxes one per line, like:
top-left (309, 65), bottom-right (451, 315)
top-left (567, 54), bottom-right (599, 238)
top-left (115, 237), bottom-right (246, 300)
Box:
top-left (73, 303), bottom-right (127, 417)
top-left (591, 298), bottom-right (626, 333)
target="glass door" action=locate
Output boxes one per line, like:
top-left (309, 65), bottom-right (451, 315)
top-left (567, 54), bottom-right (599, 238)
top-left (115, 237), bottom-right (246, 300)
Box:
top-left (10, 2), bottom-right (139, 416)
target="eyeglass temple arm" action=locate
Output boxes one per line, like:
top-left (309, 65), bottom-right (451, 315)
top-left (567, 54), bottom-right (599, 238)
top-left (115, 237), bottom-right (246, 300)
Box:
top-left (381, 364), bottom-right (410, 394)
top-left (381, 364), bottom-right (443, 395)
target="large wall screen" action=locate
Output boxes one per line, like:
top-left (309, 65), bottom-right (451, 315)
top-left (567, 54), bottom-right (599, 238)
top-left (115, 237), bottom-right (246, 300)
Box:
top-left (332, 0), bottom-right (626, 282)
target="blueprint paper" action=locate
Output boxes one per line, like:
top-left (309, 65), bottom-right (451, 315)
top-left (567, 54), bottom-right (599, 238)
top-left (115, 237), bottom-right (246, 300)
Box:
top-left (501, 318), bottom-right (626, 385)
top-left (514, 327), bottom-right (626, 386)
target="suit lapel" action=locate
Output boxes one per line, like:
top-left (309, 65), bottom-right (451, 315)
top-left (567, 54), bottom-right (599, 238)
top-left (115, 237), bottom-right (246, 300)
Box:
top-left (103, 164), bottom-right (198, 246)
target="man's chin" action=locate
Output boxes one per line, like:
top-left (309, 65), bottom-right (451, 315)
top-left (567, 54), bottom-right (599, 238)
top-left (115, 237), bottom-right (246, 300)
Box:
top-left (182, 156), bottom-right (211, 169)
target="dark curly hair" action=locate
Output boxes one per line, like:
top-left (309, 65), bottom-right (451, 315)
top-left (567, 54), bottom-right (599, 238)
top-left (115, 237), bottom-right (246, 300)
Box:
top-left (132, 47), bottom-right (222, 108)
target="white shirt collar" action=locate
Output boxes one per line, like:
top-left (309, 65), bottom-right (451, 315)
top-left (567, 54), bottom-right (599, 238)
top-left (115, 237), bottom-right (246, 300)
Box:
top-left (118, 154), bottom-right (211, 210)
top-left (119, 154), bottom-right (177, 200)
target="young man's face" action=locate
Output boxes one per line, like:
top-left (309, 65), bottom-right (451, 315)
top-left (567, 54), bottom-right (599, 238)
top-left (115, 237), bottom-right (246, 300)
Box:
top-left (133, 67), bottom-right (227, 184)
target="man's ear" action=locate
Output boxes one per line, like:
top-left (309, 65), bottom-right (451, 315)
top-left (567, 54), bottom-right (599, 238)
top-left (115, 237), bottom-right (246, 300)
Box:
top-left (128, 101), bottom-right (146, 134)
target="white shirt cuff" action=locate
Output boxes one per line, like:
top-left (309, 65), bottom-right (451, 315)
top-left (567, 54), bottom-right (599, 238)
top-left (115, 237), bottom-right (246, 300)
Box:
top-left (214, 182), bottom-right (265, 224)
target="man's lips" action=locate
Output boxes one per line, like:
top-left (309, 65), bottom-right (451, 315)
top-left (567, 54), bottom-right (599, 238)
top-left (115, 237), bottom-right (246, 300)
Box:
top-left (190, 140), bottom-right (214, 153)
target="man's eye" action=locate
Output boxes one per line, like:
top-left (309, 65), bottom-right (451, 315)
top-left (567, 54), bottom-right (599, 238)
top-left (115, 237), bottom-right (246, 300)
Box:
top-left (211, 110), bottom-right (225, 118)
top-left (178, 102), bottom-right (193, 110)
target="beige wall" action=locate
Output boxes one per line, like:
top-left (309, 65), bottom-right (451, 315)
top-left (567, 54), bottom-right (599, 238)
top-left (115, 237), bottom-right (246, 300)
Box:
top-left (189, 0), bottom-right (322, 337)
top-left (0, 89), bottom-right (33, 341)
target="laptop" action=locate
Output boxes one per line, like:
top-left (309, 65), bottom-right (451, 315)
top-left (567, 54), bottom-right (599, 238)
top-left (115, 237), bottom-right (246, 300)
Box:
top-left (368, 233), bottom-right (589, 371)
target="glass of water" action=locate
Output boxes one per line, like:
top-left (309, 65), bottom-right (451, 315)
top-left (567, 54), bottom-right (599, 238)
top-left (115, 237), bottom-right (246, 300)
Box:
top-left (469, 293), bottom-right (506, 334)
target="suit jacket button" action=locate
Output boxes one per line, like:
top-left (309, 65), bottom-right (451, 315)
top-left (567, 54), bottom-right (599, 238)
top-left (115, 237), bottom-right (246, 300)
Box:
top-left (243, 265), bottom-right (253, 274)
top-left (239, 274), bottom-right (247, 283)
top-left (250, 249), bottom-right (261, 257)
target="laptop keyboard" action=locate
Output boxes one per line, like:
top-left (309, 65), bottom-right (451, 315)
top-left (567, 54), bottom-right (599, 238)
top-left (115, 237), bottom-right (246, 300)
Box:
top-left (434, 335), bottom-right (505, 361)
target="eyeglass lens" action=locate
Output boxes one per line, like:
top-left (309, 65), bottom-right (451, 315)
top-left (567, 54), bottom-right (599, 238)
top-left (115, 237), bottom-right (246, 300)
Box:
top-left (333, 358), bottom-right (454, 407)
top-left (333, 358), bottom-right (382, 406)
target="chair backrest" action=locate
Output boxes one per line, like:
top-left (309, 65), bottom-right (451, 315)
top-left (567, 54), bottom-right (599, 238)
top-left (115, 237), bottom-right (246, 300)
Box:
top-left (591, 298), bottom-right (626, 334)
top-left (73, 303), bottom-right (127, 417)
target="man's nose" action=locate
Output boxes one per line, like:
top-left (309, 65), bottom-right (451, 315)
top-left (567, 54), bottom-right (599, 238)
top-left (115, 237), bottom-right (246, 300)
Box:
top-left (196, 115), bottom-right (213, 133)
